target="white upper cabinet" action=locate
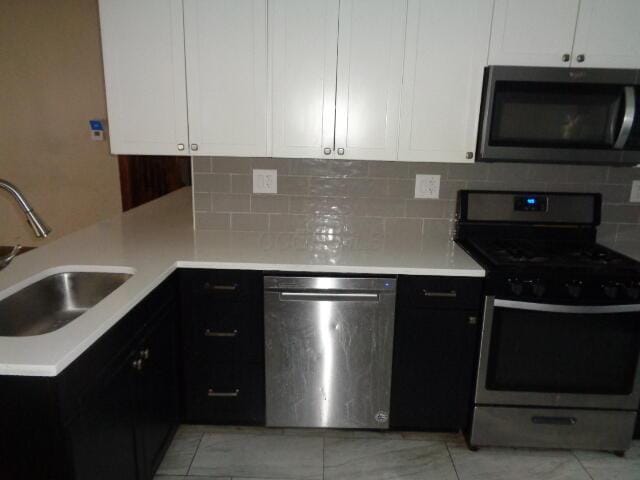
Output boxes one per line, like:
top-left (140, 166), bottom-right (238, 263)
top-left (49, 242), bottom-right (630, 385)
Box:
top-left (98, 0), bottom-right (189, 156)
top-left (398, 0), bottom-right (493, 163)
top-left (184, 0), bottom-right (268, 156)
top-left (572, 0), bottom-right (640, 68)
top-left (270, 0), bottom-right (339, 158)
top-left (489, 0), bottom-right (581, 67)
top-left (333, 0), bottom-right (407, 161)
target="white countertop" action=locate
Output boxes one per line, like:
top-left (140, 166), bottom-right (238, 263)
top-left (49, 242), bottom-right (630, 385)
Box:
top-left (0, 188), bottom-right (484, 377)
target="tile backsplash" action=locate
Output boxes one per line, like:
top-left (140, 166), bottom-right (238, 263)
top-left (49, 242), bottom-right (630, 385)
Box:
top-left (192, 157), bottom-right (640, 251)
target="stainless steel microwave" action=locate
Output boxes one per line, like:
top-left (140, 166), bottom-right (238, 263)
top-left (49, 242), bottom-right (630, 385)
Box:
top-left (477, 66), bottom-right (640, 166)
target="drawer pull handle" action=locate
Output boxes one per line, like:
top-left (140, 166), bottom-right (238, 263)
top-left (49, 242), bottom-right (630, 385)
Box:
top-left (531, 416), bottom-right (577, 426)
top-left (204, 329), bottom-right (238, 337)
top-left (204, 282), bottom-right (238, 292)
top-left (423, 290), bottom-right (457, 298)
top-left (208, 388), bottom-right (240, 398)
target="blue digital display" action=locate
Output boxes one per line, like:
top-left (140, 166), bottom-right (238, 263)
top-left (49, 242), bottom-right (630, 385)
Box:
top-left (527, 198), bottom-right (537, 205)
top-left (514, 195), bottom-right (547, 212)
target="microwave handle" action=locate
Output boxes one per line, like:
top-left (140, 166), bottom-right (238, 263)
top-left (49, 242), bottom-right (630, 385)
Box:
top-left (613, 86), bottom-right (636, 149)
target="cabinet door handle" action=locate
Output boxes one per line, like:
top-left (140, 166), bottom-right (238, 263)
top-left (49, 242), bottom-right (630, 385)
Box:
top-left (139, 348), bottom-right (150, 360)
top-left (204, 329), bottom-right (238, 337)
top-left (204, 282), bottom-right (238, 292)
top-left (422, 289), bottom-right (457, 298)
top-left (208, 388), bottom-right (240, 398)
top-left (562, 53), bottom-right (570, 62)
top-left (323, 147), bottom-right (332, 155)
top-left (576, 54), bottom-right (585, 63)
top-left (191, 143), bottom-right (199, 151)
top-left (132, 359), bottom-right (143, 371)
top-left (337, 147), bottom-right (345, 155)
top-left (177, 143), bottom-right (185, 151)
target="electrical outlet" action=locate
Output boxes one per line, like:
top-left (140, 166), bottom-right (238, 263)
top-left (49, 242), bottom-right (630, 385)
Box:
top-left (630, 180), bottom-right (640, 203)
top-left (253, 169), bottom-right (277, 194)
top-left (414, 174), bottom-right (440, 199)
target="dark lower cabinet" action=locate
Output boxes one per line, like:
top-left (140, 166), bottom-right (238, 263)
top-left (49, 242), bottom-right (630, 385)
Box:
top-left (390, 275), bottom-right (482, 431)
top-left (66, 351), bottom-right (139, 480)
top-left (0, 275), bottom-right (180, 480)
top-left (179, 269), bottom-right (265, 425)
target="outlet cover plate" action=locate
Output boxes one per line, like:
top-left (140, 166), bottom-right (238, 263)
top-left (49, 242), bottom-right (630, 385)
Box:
top-left (253, 169), bottom-right (277, 194)
top-left (415, 174), bottom-right (440, 199)
top-left (630, 180), bottom-right (640, 203)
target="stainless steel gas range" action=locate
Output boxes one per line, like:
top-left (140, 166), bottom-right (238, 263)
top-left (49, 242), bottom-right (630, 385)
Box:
top-left (455, 190), bottom-right (640, 454)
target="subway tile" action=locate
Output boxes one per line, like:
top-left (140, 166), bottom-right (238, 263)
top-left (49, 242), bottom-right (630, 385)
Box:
top-left (278, 176), bottom-right (310, 195)
top-left (210, 156), bottom-right (252, 174)
top-left (194, 174), bottom-right (231, 193)
top-left (290, 196), bottom-right (357, 216)
top-left (388, 179), bottom-right (414, 198)
top-left (527, 164), bottom-right (568, 183)
top-left (211, 194), bottom-right (250, 213)
top-left (592, 183), bottom-right (632, 204)
top-left (596, 223), bottom-right (618, 243)
top-left (368, 161), bottom-right (409, 178)
top-left (422, 219), bottom-right (455, 241)
top-left (193, 192), bottom-right (211, 212)
top-left (440, 180), bottom-right (467, 200)
top-left (192, 157), bottom-right (211, 173)
top-left (252, 157), bottom-right (291, 175)
top-left (269, 214), bottom-right (312, 233)
top-left (448, 163), bottom-right (490, 181)
top-left (616, 224), bottom-right (640, 243)
top-left (231, 213), bottom-right (269, 231)
top-left (408, 162), bottom-right (449, 177)
top-left (195, 213), bottom-right (230, 230)
top-left (353, 198), bottom-right (406, 217)
top-left (567, 165), bottom-right (608, 183)
top-left (251, 195), bottom-right (289, 214)
top-left (406, 199), bottom-right (448, 218)
top-left (602, 204), bottom-right (640, 224)
top-left (384, 218), bottom-right (423, 251)
top-left (309, 178), bottom-right (387, 198)
top-left (607, 166), bottom-right (640, 183)
top-left (487, 163), bottom-right (530, 183)
top-left (231, 174), bottom-right (252, 194)
top-left (290, 158), bottom-right (369, 178)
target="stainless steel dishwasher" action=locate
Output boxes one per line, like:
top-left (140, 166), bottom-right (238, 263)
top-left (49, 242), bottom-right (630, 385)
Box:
top-left (264, 276), bottom-right (396, 429)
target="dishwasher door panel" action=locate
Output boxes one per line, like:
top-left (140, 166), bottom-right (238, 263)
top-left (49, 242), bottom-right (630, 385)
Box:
top-left (264, 283), bottom-right (395, 429)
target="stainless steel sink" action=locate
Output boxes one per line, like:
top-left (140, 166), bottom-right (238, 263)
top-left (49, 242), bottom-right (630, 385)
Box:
top-left (0, 271), bottom-right (133, 336)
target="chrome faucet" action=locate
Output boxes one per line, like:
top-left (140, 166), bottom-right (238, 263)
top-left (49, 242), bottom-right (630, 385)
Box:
top-left (0, 179), bottom-right (51, 270)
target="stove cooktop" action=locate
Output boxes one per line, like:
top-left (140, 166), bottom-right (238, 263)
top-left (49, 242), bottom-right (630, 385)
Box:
top-left (467, 238), bottom-right (640, 272)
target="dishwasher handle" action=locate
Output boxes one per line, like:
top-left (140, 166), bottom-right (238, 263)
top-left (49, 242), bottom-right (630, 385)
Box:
top-left (279, 291), bottom-right (380, 302)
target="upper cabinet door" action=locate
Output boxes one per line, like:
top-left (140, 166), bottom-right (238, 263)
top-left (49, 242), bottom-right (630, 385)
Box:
top-left (572, 0), bottom-right (640, 69)
top-left (270, 0), bottom-right (339, 158)
top-left (333, 0), bottom-right (407, 161)
top-left (184, 0), bottom-right (268, 156)
top-left (398, 0), bottom-right (493, 163)
top-left (98, 0), bottom-right (189, 156)
top-left (489, 0), bottom-right (580, 67)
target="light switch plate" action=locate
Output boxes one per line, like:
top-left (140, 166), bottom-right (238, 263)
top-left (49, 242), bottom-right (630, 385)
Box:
top-left (415, 174), bottom-right (440, 199)
top-left (253, 169), bottom-right (277, 194)
top-left (630, 180), bottom-right (640, 203)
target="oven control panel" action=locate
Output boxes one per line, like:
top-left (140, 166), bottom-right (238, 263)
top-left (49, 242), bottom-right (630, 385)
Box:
top-left (514, 195), bottom-right (548, 212)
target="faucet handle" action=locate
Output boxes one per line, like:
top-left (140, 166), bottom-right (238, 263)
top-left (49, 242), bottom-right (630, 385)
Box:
top-left (0, 245), bottom-right (22, 270)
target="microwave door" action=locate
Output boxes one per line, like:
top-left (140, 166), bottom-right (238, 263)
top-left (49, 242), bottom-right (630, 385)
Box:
top-left (613, 86), bottom-right (636, 149)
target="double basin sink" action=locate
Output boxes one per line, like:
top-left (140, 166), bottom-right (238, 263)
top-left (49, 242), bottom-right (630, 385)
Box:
top-left (0, 270), bottom-right (133, 337)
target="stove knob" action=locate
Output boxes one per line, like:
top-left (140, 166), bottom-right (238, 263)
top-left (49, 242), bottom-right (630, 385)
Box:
top-left (508, 278), bottom-right (524, 296)
top-left (624, 282), bottom-right (640, 301)
top-left (602, 282), bottom-right (620, 300)
top-left (566, 280), bottom-right (583, 299)
top-left (532, 280), bottom-right (546, 298)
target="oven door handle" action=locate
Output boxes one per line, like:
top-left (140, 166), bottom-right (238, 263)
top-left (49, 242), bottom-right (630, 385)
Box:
top-left (494, 298), bottom-right (640, 314)
top-left (613, 86), bottom-right (636, 149)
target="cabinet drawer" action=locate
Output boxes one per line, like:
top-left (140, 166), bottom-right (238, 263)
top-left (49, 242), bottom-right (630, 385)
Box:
top-left (398, 276), bottom-right (482, 310)
top-left (185, 363), bottom-right (264, 424)
top-left (183, 269), bottom-right (260, 303)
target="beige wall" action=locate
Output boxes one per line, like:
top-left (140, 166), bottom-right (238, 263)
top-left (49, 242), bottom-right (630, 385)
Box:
top-left (0, 0), bottom-right (121, 247)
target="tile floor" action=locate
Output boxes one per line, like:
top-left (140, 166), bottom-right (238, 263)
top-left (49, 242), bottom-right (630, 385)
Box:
top-left (155, 425), bottom-right (640, 480)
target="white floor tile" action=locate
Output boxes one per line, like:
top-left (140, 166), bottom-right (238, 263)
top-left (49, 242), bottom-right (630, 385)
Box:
top-left (324, 437), bottom-right (457, 480)
top-left (574, 441), bottom-right (640, 480)
top-left (155, 426), bottom-right (203, 476)
top-left (188, 433), bottom-right (323, 479)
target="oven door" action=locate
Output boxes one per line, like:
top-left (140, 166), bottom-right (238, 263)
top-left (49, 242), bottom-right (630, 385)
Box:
top-left (475, 297), bottom-right (640, 410)
top-left (478, 66), bottom-right (640, 165)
